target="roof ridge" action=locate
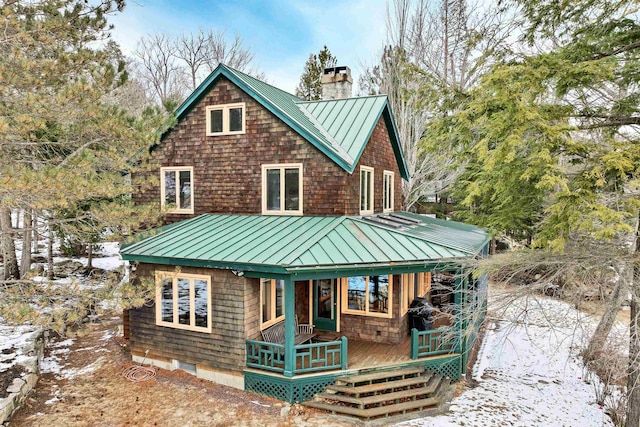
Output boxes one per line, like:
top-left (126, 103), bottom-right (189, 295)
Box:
top-left (280, 216), bottom-right (346, 265)
top-left (297, 94), bottom-right (388, 104)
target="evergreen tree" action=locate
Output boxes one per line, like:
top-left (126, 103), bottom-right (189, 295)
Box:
top-left (295, 46), bottom-right (337, 100)
top-left (0, 0), bottom-right (165, 328)
top-left (427, 0), bottom-right (640, 422)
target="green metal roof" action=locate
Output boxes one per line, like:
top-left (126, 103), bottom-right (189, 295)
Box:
top-left (170, 64), bottom-right (409, 179)
top-left (120, 213), bottom-right (489, 275)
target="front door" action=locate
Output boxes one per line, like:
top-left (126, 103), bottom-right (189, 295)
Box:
top-left (313, 279), bottom-right (337, 331)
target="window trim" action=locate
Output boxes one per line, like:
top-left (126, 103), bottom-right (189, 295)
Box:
top-left (205, 102), bottom-right (246, 136)
top-left (416, 272), bottom-right (431, 297)
top-left (383, 170), bottom-right (394, 213)
top-left (401, 273), bottom-right (415, 315)
top-left (261, 163), bottom-right (304, 215)
top-left (340, 275), bottom-right (393, 319)
top-left (260, 278), bottom-right (285, 330)
top-left (160, 166), bottom-right (194, 214)
top-left (360, 166), bottom-right (374, 215)
top-left (155, 271), bottom-right (212, 333)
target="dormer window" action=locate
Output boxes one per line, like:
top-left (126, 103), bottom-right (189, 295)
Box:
top-left (261, 163), bottom-right (303, 215)
top-left (206, 103), bottom-right (245, 136)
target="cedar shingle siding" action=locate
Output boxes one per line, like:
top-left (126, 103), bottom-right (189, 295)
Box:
top-left (129, 264), bottom-right (250, 372)
top-left (133, 76), bottom-right (402, 221)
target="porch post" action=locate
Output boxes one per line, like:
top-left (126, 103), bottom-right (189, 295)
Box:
top-left (454, 269), bottom-right (464, 356)
top-left (283, 277), bottom-right (296, 378)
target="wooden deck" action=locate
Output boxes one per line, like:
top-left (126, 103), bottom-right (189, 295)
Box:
top-left (347, 334), bottom-right (413, 369)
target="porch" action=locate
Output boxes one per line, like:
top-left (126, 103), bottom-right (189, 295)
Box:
top-left (244, 329), bottom-right (462, 404)
top-left (245, 326), bottom-right (457, 376)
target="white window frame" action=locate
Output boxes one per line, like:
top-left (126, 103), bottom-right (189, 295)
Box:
top-left (360, 166), bottom-right (374, 215)
top-left (261, 163), bottom-right (303, 215)
top-left (155, 271), bottom-right (212, 332)
top-left (205, 102), bottom-right (246, 136)
top-left (383, 170), bottom-right (394, 213)
top-left (160, 166), bottom-right (194, 214)
top-left (340, 275), bottom-right (393, 319)
top-left (260, 278), bottom-right (285, 330)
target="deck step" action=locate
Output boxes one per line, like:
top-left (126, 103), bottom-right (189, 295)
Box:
top-left (317, 375), bottom-right (443, 408)
top-left (334, 365), bottom-right (425, 386)
top-left (325, 374), bottom-right (431, 396)
top-left (305, 396), bottom-right (440, 420)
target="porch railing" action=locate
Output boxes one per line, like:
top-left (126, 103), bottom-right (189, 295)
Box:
top-left (246, 340), bottom-right (285, 373)
top-left (411, 327), bottom-right (457, 359)
top-left (246, 337), bottom-right (348, 375)
top-left (294, 337), bottom-right (347, 374)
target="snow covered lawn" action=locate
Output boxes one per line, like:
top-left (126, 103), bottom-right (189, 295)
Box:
top-left (398, 290), bottom-right (615, 427)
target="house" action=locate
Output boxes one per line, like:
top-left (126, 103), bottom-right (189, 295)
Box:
top-left (120, 64), bottom-right (489, 412)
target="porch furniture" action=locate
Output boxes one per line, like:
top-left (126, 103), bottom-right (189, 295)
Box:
top-left (261, 315), bottom-right (316, 346)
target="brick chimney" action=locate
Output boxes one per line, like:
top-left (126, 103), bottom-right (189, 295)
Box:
top-left (321, 66), bottom-right (353, 100)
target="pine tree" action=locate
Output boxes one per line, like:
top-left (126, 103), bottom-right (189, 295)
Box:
top-left (0, 1), bottom-right (165, 326)
top-left (295, 46), bottom-right (337, 100)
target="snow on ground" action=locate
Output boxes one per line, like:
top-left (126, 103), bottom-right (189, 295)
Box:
top-left (0, 323), bottom-right (41, 371)
top-left (397, 294), bottom-right (614, 427)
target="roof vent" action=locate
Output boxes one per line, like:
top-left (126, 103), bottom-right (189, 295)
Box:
top-left (321, 66), bottom-right (353, 100)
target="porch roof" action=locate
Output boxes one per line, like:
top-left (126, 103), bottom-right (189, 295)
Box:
top-left (120, 212), bottom-right (489, 275)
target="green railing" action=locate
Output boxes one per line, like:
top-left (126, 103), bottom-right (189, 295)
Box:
top-left (246, 340), bottom-right (285, 373)
top-left (246, 337), bottom-right (348, 375)
top-left (410, 327), bottom-right (456, 359)
top-left (294, 337), bottom-right (347, 374)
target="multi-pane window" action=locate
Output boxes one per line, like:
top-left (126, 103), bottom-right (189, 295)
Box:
top-left (360, 166), bottom-right (374, 215)
top-left (156, 272), bottom-right (211, 332)
top-left (261, 164), bottom-right (303, 215)
top-left (261, 278), bottom-right (285, 329)
top-left (383, 170), bottom-right (394, 212)
top-left (160, 167), bottom-right (193, 214)
top-left (206, 103), bottom-right (245, 136)
top-left (342, 275), bottom-right (392, 318)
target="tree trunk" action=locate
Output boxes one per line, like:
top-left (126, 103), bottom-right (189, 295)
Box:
top-left (584, 264), bottom-right (628, 362)
top-left (626, 213), bottom-right (640, 426)
top-left (87, 243), bottom-right (93, 268)
top-left (33, 210), bottom-right (39, 254)
top-left (1, 207), bottom-right (20, 280)
top-left (20, 209), bottom-right (32, 277)
top-left (47, 219), bottom-right (54, 280)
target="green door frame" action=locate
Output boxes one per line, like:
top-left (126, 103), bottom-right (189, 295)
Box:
top-left (312, 279), bottom-right (338, 331)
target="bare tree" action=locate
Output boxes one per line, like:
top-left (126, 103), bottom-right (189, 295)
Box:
top-left (134, 33), bottom-right (188, 108)
top-left (361, 0), bottom-right (515, 211)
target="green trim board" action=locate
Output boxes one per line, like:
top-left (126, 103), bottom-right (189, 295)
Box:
top-left (164, 64), bottom-right (409, 179)
top-left (120, 213), bottom-right (489, 276)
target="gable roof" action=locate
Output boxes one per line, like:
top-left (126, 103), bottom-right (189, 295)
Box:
top-left (170, 64), bottom-right (409, 179)
top-left (120, 212), bottom-right (489, 275)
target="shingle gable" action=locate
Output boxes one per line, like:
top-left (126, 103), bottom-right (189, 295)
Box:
top-left (167, 64), bottom-right (409, 179)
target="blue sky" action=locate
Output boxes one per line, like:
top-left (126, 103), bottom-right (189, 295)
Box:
top-left (109, 0), bottom-right (389, 93)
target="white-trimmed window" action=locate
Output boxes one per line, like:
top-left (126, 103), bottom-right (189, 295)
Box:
top-left (261, 278), bottom-right (285, 329)
top-left (341, 275), bottom-right (392, 318)
top-left (401, 273), bottom-right (415, 315)
top-left (360, 166), bottom-right (374, 215)
top-left (206, 103), bottom-right (245, 136)
top-left (156, 271), bottom-right (212, 332)
top-left (160, 166), bottom-right (194, 214)
top-left (261, 163), bottom-right (303, 215)
top-left (383, 170), bottom-right (394, 212)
